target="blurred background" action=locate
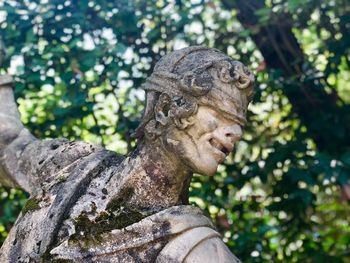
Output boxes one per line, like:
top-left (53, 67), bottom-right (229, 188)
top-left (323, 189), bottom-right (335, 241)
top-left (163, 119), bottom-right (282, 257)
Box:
top-left (0, 0), bottom-right (349, 262)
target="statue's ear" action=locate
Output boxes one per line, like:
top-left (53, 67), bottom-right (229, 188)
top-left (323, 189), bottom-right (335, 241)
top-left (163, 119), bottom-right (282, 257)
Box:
top-left (169, 96), bottom-right (198, 130)
top-left (154, 93), bottom-right (171, 126)
top-left (154, 94), bottom-right (198, 130)
top-left (174, 116), bottom-right (195, 130)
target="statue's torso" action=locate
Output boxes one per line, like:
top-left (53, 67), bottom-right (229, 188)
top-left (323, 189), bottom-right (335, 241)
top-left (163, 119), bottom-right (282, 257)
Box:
top-left (0, 139), bottom-right (240, 263)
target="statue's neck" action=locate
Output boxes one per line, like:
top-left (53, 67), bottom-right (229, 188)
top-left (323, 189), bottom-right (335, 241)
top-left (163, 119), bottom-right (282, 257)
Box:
top-left (121, 141), bottom-right (192, 213)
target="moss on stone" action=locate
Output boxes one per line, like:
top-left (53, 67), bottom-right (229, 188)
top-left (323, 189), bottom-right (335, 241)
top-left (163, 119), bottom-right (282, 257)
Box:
top-left (22, 198), bottom-right (40, 215)
top-left (108, 208), bottom-right (144, 229)
top-left (104, 186), bottom-right (144, 229)
top-left (41, 249), bottom-right (72, 262)
top-left (106, 187), bottom-right (134, 211)
top-left (57, 175), bottom-right (67, 183)
top-left (70, 186), bottom-right (145, 247)
top-left (73, 206), bottom-right (143, 237)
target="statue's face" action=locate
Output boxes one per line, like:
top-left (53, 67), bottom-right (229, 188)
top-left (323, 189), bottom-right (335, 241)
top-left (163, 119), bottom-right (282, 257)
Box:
top-left (165, 105), bottom-right (243, 176)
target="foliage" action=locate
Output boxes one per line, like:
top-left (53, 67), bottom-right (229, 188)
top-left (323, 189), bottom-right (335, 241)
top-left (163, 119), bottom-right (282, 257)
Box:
top-left (0, 0), bottom-right (349, 262)
top-left (0, 187), bottom-right (28, 244)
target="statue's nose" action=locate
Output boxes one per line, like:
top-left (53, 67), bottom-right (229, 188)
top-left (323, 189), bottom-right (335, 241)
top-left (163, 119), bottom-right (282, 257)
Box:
top-left (213, 124), bottom-right (242, 153)
top-left (223, 124), bottom-right (242, 143)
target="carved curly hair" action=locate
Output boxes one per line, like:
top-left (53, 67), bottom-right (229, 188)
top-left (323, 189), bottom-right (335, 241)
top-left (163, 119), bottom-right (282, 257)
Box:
top-left (134, 46), bottom-right (254, 141)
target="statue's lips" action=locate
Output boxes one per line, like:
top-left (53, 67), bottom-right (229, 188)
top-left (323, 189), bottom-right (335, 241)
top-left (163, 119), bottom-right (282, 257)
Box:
top-left (208, 138), bottom-right (232, 162)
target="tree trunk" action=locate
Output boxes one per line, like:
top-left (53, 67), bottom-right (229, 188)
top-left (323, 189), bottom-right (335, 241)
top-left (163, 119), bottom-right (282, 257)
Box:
top-left (222, 0), bottom-right (350, 156)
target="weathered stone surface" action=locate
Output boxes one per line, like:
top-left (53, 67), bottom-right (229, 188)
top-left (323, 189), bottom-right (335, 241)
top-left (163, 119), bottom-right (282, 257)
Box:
top-left (0, 46), bottom-right (254, 262)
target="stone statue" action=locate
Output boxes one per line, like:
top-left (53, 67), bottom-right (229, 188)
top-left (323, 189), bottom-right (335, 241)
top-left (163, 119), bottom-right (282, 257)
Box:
top-left (0, 46), bottom-right (254, 262)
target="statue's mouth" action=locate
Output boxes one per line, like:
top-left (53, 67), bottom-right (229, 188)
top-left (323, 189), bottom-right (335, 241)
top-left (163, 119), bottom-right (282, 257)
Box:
top-left (209, 138), bottom-right (231, 157)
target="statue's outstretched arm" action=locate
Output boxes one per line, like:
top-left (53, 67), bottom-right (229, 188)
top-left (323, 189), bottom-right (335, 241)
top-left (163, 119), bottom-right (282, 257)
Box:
top-left (0, 75), bottom-right (37, 192)
top-left (0, 74), bottom-right (104, 195)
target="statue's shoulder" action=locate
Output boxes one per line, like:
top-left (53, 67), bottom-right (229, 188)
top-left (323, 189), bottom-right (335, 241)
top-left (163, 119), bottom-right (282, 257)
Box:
top-left (0, 139), bottom-right (125, 262)
top-left (20, 138), bottom-right (124, 190)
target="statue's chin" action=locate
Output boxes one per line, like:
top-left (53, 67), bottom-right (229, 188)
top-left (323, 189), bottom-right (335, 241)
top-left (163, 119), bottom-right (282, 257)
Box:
top-left (178, 150), bottom-right (221, 176)
top-left (192, 161), bottom-right (219, 176)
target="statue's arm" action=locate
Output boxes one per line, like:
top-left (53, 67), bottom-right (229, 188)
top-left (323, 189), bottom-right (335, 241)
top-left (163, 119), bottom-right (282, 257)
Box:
top-left (0, 75), bottom-right (37, 192)
top-left (0, 75), bottom-right (105, 194)
top-left (184, 237), bottom-right (242, 263)
top-left (157, 225), bottom-right (241, 263)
